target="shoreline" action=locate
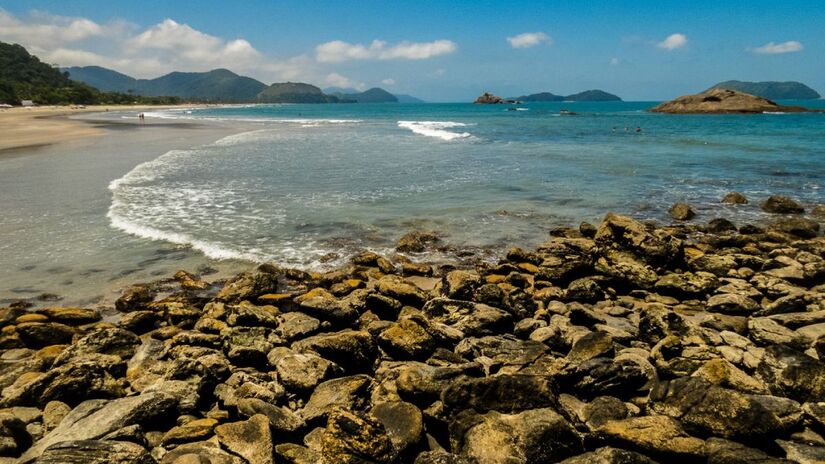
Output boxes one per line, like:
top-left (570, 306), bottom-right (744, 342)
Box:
top-left (0, 104), bottom-right (205, 152)
top-left (1, 210), bottom-right (823, 462)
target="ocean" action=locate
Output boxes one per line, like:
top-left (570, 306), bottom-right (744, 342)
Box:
top-left (2, 101), bottom-right (824, 305)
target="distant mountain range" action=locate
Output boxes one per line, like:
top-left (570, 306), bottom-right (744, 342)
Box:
top-left (65, 65), bottom-right (424, 103)
top-left (512, 89), bottom-right (622, 102)
top-left (708, 81), bottom-right (820, 100)
top-left (63, 66), bottom-right (266, 102)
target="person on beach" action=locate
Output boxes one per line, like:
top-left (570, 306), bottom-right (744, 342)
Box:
top-left (139, 113), bottom-right (145, 123)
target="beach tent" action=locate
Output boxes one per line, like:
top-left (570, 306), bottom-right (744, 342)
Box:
top-left (21, 100), bottom-right (34, 107)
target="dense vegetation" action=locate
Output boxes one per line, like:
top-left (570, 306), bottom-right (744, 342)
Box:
top-left (65, 66), bottom-right (267, 102)
top-left (709, 80), bottom-right (821, 100)
top-left (515, 89), bottom-right (622, 102)
top-left (0, 41), bottom-right (181, 105)
top-left (256, 82), bottom-right (342, 103)
top-left (329, 87), bottom-right (398, 103)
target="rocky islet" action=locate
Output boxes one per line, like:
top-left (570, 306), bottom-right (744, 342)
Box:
top-left (0, 199), bottom-right (823, 463)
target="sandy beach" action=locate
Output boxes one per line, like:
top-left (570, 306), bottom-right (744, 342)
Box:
top-left (0, 105), bottom-right (198, 152)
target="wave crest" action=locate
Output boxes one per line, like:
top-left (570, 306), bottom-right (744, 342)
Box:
top-left (397, 121), bottom-right (472, 141)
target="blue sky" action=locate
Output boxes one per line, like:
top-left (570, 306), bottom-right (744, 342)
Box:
top-left (1, 0), bottom-right (822, 101)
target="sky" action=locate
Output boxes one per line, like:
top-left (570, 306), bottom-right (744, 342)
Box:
top-left (0, 0), bottom-right (823, 101)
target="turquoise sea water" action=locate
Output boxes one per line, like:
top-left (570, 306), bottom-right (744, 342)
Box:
top-left (2, 101), bottom-right (824, 304)
top-left (112, 101), bottom-right (825, 266)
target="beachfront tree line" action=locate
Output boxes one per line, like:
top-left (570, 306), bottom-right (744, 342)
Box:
top-left (0, 41), bottom-right (182, 106)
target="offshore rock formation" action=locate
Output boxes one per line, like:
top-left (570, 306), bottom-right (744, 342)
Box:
top-left (474, 92), bottom-right (518, 104)
top-left (0, 205), bottom-right (824, 462)
top-left (651, 88), bottom-right (818, 114)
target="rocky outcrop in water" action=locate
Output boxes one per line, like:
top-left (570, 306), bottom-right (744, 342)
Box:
top-left (0, 203), bottom-right (824, 463)
top-left (651, 88), bottom-right (818, 114)
top-left (474, 92), bottom-right (518, 104)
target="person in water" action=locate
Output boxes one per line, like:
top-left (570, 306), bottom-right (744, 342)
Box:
top-left (636, 127), bottom-right (642, 133)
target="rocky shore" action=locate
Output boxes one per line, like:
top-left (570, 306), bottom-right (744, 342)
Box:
top-left (1, 195), bottom-right (824, 463)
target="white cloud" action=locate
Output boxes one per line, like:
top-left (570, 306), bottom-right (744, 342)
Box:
top-left (324, 72), bottom-right (365, 91)
top-left (381, 78), bottom-right (396, 86)
top-left (750, 41), bottom-right (803, 55)
top-left (315, 39), bottom-right (457, 62)
top-left (506, 32), bottom-right (551, 49)
top-left (657, 33), bottom-right (688, 50)
top-left (0, 9), bottom-right (320, 83)
top-left (610, 57), bottom-right (620, 66)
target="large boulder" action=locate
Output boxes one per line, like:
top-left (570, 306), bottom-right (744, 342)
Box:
top-left (596, 415), bottom-right (706, 461)
top-left (292, 330), bottom-right (377, 373)
top-left (595, 213), bottom-right (681, 266)
top-left (217, 271), bottom-right (279, 302)
top-left (442, 375), bottom-right (557, 414)
top-left (322, 408), bottom-right (395, 464)
top-left (215, 414), bottom-right (274, 464)
top-left (757, 344), bottom-right (825, 402)
top-left (761, 195), bottom-right (804, 214)
top-left (35, 440), bottom-right (153, 464)
top-left (19, 391), bottom-right (175, 462)
top-left (451, 407), bottom-right (582, 463)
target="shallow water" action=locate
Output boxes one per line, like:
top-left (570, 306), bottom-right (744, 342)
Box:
top-left (2, 101), bottom-right (824, 305)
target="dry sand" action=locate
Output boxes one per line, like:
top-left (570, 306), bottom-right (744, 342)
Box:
top-left (0, 105), bottom-right (195, 152)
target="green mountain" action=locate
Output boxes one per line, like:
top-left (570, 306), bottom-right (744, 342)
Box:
top-left (65, 66), bottom-right (267, 102)
top-left (515, 89), bottom-right (622, 102)
top-left (515, 92), bottom-right (564, 102)
top-left (256, 82), bottom-right (341, 103)
top-left (709, 80), bottom-right (820, 100)
top-left (565, 90), bottom-right (622, 101)
top-left (0, 41), bottom-right (98, 104)
top-left (335, 87), bottom-right (398, 103)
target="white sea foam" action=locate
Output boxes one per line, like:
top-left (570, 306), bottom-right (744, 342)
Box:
top-left (397, 121), bottom-right (472, 140)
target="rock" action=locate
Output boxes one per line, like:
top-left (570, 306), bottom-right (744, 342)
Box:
top-left (377, 275), bottom-right (429, 307)
top-left (237, 398), bottom-right (303, 433)
top-left (565, 278), bottom-right (605, 303)
top-left (15, 322), bottom-right (75, 349)
top-left (559, 447), bottom-right (658, 464)
top-left (2, 359), bottom-right (124, 407)
top-left (455, 336), bottom-right (547, 370)
top-left (292, 330), bottom-right (377, 373)
top-left (217, 272), bottom-right (279, 302)
top-left (378, 319), bottom-right (436, 360)
top-left (722, 192), bottom-right (749, 205)
top-left (770, 217), bottom-right (820, 238)
top-left (397, 231), bottom-right (440, 253)
top-left (748, 318), bottom-right (805, 348)
top-left (0, 413), bottom-right (27, 457)
top-left (274, 443), bottom-right (322, 464)
top-left (372, 401), bottom-right (424, 454)
top-left (474, 92), bottom-right (514, 104)
top-left (442, 375), bottom-right (556, 414)
top-left (567, 331), bottom-right (614, 363)
top-left (322, 408), bottom-right (394, 464)
top-left (691, 359), bottom-right (768, 394)
top-left (20, 391), bottom-right (175, 461)
top-left (37, 307), bottom-right (101, 325)
top-left (295, 289), bottom-right (357, 323)
top-left (669, 203), bottom-right (696, 221)
top-left (422, 298), bottom-right (512, 337)
top-left (440, 271), bottom-right (482, 300)
top-left (595, 213), bottom-right (681, 266)
top-left (706, 293), bottom-right (759, 315)
top-left (776, 440), bottom-right (825, 464)
top-left (811, 205), bottom-right (825, 219)
top-left (705, 437), bottom-right (794, 464)
top-left (762, 195), bottom-right (805, 214)
top-left (115, 285), bottom-right (155, 312)
top-left (42, 401), bottom-right (70, 431)
top-left (275, 312), bottom-right (321, 342)
top-left (597, 415), bottom-right (706, 460)
top-left (651, 88), bottom-right (816, 114)
top-left (757, 344), bottom-right (825, 402)
top-left (655, 271), bottom-right (718, 297)
top-left (53, 327), bottom-right (140, 365)
top-left (561, 356), bottom-right (651, 399)
top-left (215, 414), bottom-right (273, 464)
top-left (302, 375), bottom-right (373, 422)
top-left (268, 348), bottom-right (338, 392)
top-left (650, 377), bottom-right (800, 440)
top-left (413, 451), bottom-right (478, 463)
top-left (707, 218), bottom-right (737, 233)
top-left (223, 326), bottom-right (273, 367)
top-left (35, 440), bottom-right (152, 463)
top-left (160, 440), bottom-right (244, 464)
top-left (161, 417), bottom-right (218, 445)
top-left (452, 407), bottom-right (582, 463)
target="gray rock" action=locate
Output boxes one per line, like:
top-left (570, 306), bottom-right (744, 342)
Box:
top-left (770, 217), bottom-right (821, 238)
top-left (15, 322), bottom-right (75, 349)
top-left (596, 415), bottom-right (706, 461)
top-left (322, 408), bottom-right (395, 464)
top-left (559, 446), bottom-right (658, 464)
top-left (35, 439), bottom-right (152, 464)
top-left (302, 375), bottom-right (373, 422)
top-left (372, 401), bottom-right (424, 454)
top-left (669, 203), bottom-right (696, 221)
top-left (762, 195), bottom-right (804, 214)
top-left (452, 407), bottom-right (582, 463)
top-left (216, 271), bottom-right (279, 302)
top-left (776, 439), bottom-right (825, 464)
top-left (422, 298), bottom-right (512, 337)
top-left (215, 414), bottom-right (273, 464)
top-left (292, 330), bottom-right (377, 373)
top-left (20, 391), bottom-right (175, 462)
top-left (705, 437), bottom-right (794, 464)
top-left (160, 440), bottom-right (244, 463)
top-left (442, 375), bottom-right (556, 414)
top-left (757, 344), bottom-right (825, 402)
top-left (268, 347), bottom-right (338, 392)
top-left (237, 398), bottom-right (304, 433)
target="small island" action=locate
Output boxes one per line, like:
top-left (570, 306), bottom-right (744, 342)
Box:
top-left (650, 88), bottom-right (818, 114)
top-left (515, 89), bottom-right (622, 102)
top-left (708, 80), bottom-right (821, 100)
top-left (474, 92), bottom-right (519, 104)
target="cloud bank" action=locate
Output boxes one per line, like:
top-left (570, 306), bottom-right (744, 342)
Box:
top-left (315, 39), bottom-right (457, 62)
top-left (506, 32), bottom-right (551, 49)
